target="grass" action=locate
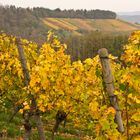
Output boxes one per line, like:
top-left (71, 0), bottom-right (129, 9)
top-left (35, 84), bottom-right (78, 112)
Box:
top-left (0, 130), bottom-right (93, 140)
top-left (0, 118), bottom-right (95, 140)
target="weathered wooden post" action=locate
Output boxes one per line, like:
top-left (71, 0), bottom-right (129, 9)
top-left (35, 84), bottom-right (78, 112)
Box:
top-left (16, 38), bottom-right (46, 140)
top-left (98, 48), bottom-right (124, 133)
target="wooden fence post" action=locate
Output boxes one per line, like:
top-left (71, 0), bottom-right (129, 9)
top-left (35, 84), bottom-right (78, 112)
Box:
top-left (98, 48), bottom-right (124, 133)
top-left (16, 38), bottom-right (46, 140)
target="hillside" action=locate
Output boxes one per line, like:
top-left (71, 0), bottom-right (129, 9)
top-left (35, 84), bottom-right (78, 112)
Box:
top-left (43, 18), bottom-right (140, 34)
top-left (0, 6), bottom-right (140, 43)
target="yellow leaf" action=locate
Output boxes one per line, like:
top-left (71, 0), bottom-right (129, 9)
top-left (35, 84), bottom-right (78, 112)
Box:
top-left (19, 109), bottom-right (23, 114)
top-left (89, 101), bottom-right (98, 112)
top-left (39, 106), bottom-right (46, 112)
top-left (135, 98), bottom-right (140, 104)
top-left (106, 107), bottom-right (116, 115)
top-left (131, 113), bottom-right (140, 121)
top-left (24, 105), bottom-right (30, 110)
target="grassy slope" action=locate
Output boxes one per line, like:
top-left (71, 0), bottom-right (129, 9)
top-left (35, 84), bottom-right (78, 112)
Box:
top-left (42, 18), bottom-right (140, 34)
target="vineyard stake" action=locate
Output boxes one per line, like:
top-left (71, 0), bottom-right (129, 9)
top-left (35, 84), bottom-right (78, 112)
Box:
top-left (16, 38), bottom-right (46, 140)
top-left (98, 48), bottom-right (124, 133)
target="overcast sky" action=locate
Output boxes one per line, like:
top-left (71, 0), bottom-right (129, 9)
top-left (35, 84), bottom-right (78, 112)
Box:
top-left (0, 0), bottom-right (139, 12)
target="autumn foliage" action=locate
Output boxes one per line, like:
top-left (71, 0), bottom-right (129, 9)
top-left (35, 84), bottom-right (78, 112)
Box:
top-left (0, 31), bottom-right (140, 139)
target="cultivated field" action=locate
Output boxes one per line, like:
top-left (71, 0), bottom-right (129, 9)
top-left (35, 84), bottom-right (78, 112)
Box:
top-left (42, 18), bottom-right (140, 34)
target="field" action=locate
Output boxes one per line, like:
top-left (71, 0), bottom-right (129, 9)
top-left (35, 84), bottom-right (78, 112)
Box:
top-left (42, 18), bottom-right (140, 34)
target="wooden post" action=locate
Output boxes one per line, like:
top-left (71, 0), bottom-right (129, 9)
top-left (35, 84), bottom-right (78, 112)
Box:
top-left (16, 38), bottom-right (46, 140)
top-left (98, 48), bottom-right (124, 133)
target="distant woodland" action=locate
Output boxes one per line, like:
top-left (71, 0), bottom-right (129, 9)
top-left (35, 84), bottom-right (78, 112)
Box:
top-left (32, 7), bottom-right (116, 19)
top-left (0, 5), bottom-right (128, 60)
top-left (0, 5), bottom-right (49, 43)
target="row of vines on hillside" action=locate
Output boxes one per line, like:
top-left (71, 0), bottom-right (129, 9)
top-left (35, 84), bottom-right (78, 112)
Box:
top-left (0, 31), bottom-right (140, 139)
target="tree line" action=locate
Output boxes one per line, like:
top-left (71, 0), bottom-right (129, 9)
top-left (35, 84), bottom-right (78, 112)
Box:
top-left (0, 5), bottom-right (49, 43)
top-left (32, 7), bottom-right (116, 19)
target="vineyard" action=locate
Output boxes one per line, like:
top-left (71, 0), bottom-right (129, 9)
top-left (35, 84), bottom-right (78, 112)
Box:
top-left (42, 18), bottom-right (140, 33)
top-left (0, 31), bottom-right (140, 140)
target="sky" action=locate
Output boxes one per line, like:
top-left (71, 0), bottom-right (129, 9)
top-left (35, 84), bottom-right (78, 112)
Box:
top-left (0, 0), bottom-right (140, 12)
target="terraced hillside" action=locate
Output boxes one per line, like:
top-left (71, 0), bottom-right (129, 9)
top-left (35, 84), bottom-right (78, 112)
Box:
top-left (43, 18), bottom-right (140, 34)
